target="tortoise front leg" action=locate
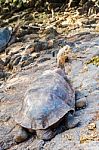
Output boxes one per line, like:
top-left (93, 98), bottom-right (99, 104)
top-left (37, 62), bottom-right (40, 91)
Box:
top-left (65, 112), bottom-right (79, 129)
top-left (75, 97), bottom-right (87, 110)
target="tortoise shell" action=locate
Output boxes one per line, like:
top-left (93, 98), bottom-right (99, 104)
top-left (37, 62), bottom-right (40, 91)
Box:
top-left (15, 68), bottom-right (75, 130)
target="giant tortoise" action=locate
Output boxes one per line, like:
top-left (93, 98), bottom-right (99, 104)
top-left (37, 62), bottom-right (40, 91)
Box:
top-left (14, 68), bottom-right (86, 142)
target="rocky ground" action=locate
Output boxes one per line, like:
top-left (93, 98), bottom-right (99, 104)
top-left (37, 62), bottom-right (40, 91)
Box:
top-left (0, 9), bottom-right (99, 150)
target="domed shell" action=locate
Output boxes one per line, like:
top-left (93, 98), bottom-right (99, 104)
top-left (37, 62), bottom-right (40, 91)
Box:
top-left (15, 69), bottom-right (75, 130)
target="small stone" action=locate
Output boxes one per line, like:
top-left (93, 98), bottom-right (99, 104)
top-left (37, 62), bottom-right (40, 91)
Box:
top-left (10, 54), bottom-right (21, 64)
top-left (13, 56), bottom-right (21, 66)
top-left (20, 55), bottom-right (28, 62)
top-left (37, 57), bottom-right (51, 63)
top-left (88, 123), bottom-right (96, 130)
top-left (80, 132), bottom-right (98, 144)
top-left (31, 52), bottom-right (40, 59)
top-left (34, 42), bottom-right (43, 52)
top-left (80, 134), bottom-right (88, 143)
top-left (40, 41), bottom-right (48, 50)
top-left (8, 15), bottom-right (19, 23)
top-left (88, 132), bottom-right (97, 140)
top-left (61, 21), bottom-right (68, 27)
top-left (0, 58), bottom-right (4, 70)
top-left (44, 27), bottom-right (58, 36)
top-left (0, 71), bottom-right (6, 79)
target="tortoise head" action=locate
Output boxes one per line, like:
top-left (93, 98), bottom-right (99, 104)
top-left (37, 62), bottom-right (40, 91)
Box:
top-left (57, 45), bottom-right (71, 69)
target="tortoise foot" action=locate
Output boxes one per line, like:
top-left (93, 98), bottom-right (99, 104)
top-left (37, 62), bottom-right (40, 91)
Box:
top-left (14, 125), bottom-right (28, 143)
top-left (75, 97), bottom-right (87, 110)
top-left (65, 113), bottom-right (79, 129)
top-left (36, 129), bottom-right (55, 141)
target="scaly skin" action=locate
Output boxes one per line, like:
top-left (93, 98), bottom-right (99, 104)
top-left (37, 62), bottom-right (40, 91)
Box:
top-left (57, 45), bottom-right (71, 68)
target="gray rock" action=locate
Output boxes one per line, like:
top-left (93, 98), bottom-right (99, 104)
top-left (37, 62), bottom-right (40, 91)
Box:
top-left (37, 57), bottom-right (51, 63)
top-left (12, 56), bottom-right (21, 66)
top-left (0, 71), bottom-right (6, 79)
top-left (0, 27), bottom-right (12, 53)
